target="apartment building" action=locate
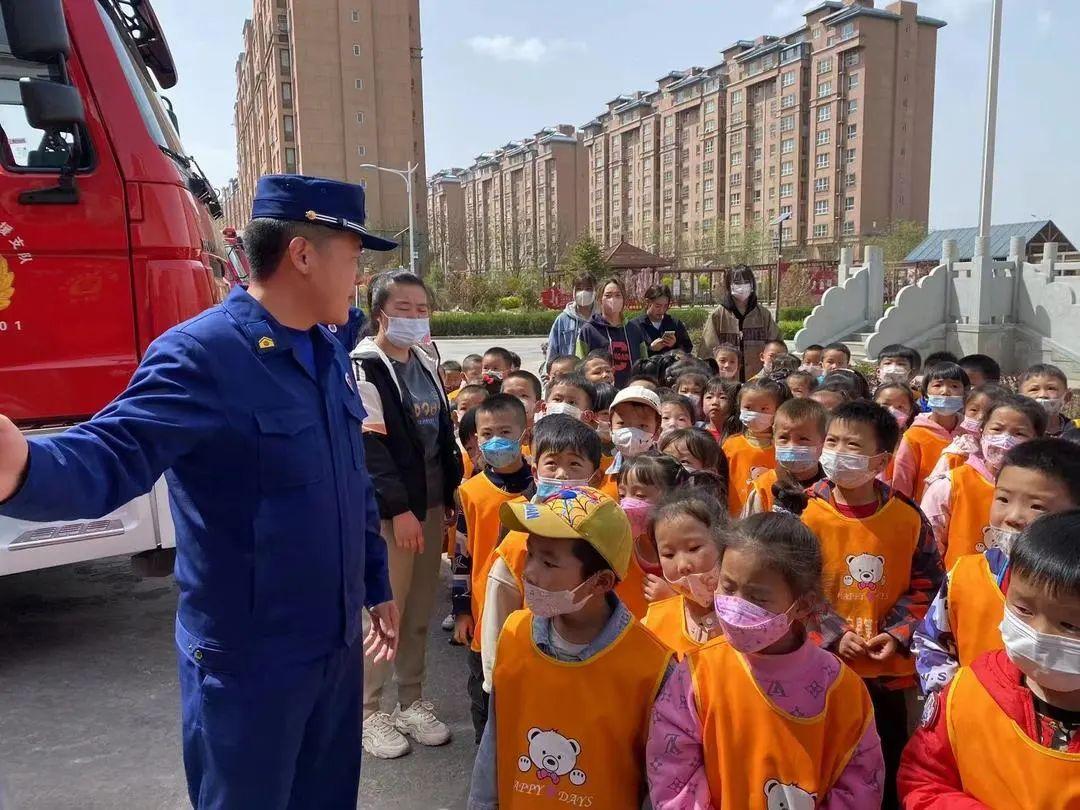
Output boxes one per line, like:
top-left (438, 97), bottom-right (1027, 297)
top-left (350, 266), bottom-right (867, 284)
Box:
top-left (723, 0), bottom-right (943, 256)
top-left (427, 168), bottom-right (467, 273)
top-left (453, 125), bottom-right (587, 274)
top-left (228, 0), bottom-right (427, 256)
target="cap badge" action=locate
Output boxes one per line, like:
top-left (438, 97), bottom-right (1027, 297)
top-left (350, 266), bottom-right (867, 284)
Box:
top-left (305, 210), bottom-right (318, 221)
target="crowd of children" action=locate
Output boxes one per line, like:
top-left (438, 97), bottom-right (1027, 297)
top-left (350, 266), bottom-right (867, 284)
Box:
top-left (430, 338), bottom-right (1080, 809)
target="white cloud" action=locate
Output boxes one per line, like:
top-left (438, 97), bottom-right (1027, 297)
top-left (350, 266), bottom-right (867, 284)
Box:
top-left (466, 35), bottom-right (586, 64)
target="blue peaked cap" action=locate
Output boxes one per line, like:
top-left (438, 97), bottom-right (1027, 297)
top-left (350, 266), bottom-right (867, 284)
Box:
top-left (251, 174), bottom-right (398, 252)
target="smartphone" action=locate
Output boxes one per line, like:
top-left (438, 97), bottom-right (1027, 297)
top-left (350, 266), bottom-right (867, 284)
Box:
top-left (663, 330), bottom-right (676, 340)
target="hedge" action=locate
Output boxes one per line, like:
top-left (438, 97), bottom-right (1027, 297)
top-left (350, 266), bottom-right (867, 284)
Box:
top-left (432, 306), bottom-right (811, 337)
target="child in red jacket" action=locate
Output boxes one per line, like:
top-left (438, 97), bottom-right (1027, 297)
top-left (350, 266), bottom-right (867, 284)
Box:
top-left (898, 509), bottom-right (1080, 807)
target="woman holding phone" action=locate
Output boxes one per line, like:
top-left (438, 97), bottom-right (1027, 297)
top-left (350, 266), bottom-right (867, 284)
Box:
top-left (631, 283), bottom-right (694, 358)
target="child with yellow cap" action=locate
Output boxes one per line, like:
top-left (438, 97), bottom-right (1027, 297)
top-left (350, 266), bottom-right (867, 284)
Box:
top-left (467, 486), bottom-right (673, 809)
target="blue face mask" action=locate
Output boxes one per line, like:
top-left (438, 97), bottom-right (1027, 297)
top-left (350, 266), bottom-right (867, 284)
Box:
top-left (775, 444), bottom-right (821, 472)
top-left (480, 436), bottom-right (522, 468)
top-left (927, 395), bottom-right (964, 415)
top-left (534, 476), bottom-right (591, 502)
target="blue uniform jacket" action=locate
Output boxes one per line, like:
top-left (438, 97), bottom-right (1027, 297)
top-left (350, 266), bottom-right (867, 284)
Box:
top-left (1, 287), bottom-right (391, 668)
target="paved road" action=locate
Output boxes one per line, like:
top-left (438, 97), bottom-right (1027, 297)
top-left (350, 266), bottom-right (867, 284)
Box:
top-left (0, 557), bottom-right (474, 810)
top-left (435, 335), bottom-right (547, 375)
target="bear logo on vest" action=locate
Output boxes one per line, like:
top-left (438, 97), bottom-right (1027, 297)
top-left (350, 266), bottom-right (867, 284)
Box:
top-left (764, 779), bottom-right (816, 810)
top-left (842, 553), bottom-right (885, 600)
top-left (517, 727), bottom-right (587, 796)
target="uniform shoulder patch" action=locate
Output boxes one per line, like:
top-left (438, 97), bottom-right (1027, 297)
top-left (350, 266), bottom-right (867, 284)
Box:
top-left (257, 336), bottom-right (275, 350)
top-left (919, 691), bottom-right (940, 729)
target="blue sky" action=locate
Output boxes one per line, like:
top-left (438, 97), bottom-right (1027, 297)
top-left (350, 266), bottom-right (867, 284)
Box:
top-left (153, 0), bottom-right (1078, 239)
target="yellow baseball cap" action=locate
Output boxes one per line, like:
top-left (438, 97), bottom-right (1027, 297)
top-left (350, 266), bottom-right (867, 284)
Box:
top-left (500, 486), bottom-right (632, 580)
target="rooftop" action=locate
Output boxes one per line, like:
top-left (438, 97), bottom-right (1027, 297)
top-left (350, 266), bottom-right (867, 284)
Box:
top-left (905, 221), bottom-right (1076, 263)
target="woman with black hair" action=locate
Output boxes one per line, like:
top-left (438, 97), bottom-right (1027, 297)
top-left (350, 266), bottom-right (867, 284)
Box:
top-left (630, 283), bottom-right (694, 357)
top-left (698, 265), bottom-right (781, 382)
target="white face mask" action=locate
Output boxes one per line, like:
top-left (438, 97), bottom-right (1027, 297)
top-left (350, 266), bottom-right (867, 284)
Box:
top-left (612, 426), bottom-right (655, 458)
top-left (730, 283), bottom-right (753, 300)
top-left (879, 364), bottom-right (909, 382)
top-left (1000, 607), bottom-right (1080, 693)
top-left (575, 289), bottom-right (595, 308)
top-left (739, 409), bottom-right (774, 432)
top-left (820, 449), bottom-right (881, 488)
top-left (1037, 397), bottom-right (1065, 417)
top-left (383, 315), bottom-right (430, 349)
top-left (536, 401), bottom-right (583, 424)
top-left (524, 576), bottom-right (596, 619)
top-left (981, 524), bottom-right (1019, 554)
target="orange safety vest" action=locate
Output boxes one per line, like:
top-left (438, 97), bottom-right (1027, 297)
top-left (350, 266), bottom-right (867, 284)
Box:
top-left (946, 666), bottom-right (1080, 806)
top-left (689, 641), bottom-right (872, 807)
top-left (495, 529), bottom-right (529, 592)
top-left (494, 610), bottom-right (671, 809)
top-left (947, 554), bottom-right (1006, 667)
top-left (615, 555), bottom-right (650, 620)
top-left (943, 465), bottom-right (995, 570)
top-left (901, 425), bottom-right (952, 502)
top-left (459, 472), bottom-right (527, 652)
top-left (722, 434), bottom-right (775, 516)
top-left (748, 468), bottom-right (778, 514)
top-left (803, 495), bottom-right (923, 677)
top-left (643, 595), bottom-right (725, 659)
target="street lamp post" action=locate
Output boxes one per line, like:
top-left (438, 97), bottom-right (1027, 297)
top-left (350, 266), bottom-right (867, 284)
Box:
top-left (770, 211), bottom-right (792, 320)
top-left (359, 161), bottom-right (419, 274)
top-left (978, 0), bottom-right (1004, 238)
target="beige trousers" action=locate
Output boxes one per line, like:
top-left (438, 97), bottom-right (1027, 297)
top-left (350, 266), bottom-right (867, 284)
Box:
top-left (362, 505), bottom-right (446, 716)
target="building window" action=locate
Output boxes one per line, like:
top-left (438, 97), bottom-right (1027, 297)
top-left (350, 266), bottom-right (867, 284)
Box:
top-left (844, 196), bottom-right (855, 211)
top-left (780, 205), bottom-right (792, 216)
top-left (847, 124), bottom-right (857, 139)
top-left (704, 178), bottom-right (714, 192)
top-left (782, 71), bottom-right (795, 87)
top-left (845, 51), bottom-right (860, 68)
top-left (704, 197), bottom-right (715, 211)
top-left (705, 99), bottom-right (716, 114)
top-left (780, 115), bottom-right (794, 133)
top-left (846, 148), bottom-right (857, 164)
top-left (816, 153), bottom-right (830, 169)
top-left (281, 81), bottom-right (293, 105)
top-left (731, 89), bottom-right (744, 105)
top-left (818, 81), bottom-right (832, 98)
top-left (815, 177), bottom-right (829, 192)
top-left (357, 145), bottom-right (366, 156)
top-left (782, 93), bottom-right (796, 109)
top-left (781, 160), bottom-right (793, 176)
top-left (353, 44), bottom-right (361, 56)
top-left (781, 138), bottom-right (794, 155)
top-left (355, 79), bottom-right (364, 90)
top-left (815, 199), bottom-right (829, 216)
top-left (731, 131), bottom-right (743, 146)
top-left (843, 220), bottom-right (856, 235)
top-left (663, 170), bottom-right (673, 183)
top-left (816, 129), bottom-right (830, 145)
top-left (848, 74), bottom-right (859, 90)
top-left (814, 223), bottom-right (829, 238)
top-left (730, 192), bottom-right (741, 206)
top-left (285, 147), bottom-right (297, 173)
top-left (841, 22), bottom-right (855, 40)
top-left (818, 58), bottom-right (832, 74)
top-left (780, 183), bottom-right (793, 198)
top-left (356, 112), bottom-right (365, 124)
top-left (704, 139), bottom-right (715, 154)
top-left (818, 106), bottom-right (831, 123)
top-left (351, 9), bottom-right (360, 22)
top-left (729, 172), bottom-right (741, 186)
top-left (704, 160), bottom-right (714, 174)
top-left (279, 49), bottom-right (291, 69)
top-left (847, 173), bottom-right (857, 187)
top-left (731, 152), bottom-right (742, 167)
top-left (848, 99), bottom-right (858, 115)
top-left (704, 119), bottom-right (717, 133)
top-left (283, 114), bottom-right (294, 139)
top-left (730, 214), bottom-right (742, 228)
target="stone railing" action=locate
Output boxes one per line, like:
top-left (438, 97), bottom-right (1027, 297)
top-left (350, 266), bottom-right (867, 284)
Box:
top-left (793, 245), bottom-right (884, 352)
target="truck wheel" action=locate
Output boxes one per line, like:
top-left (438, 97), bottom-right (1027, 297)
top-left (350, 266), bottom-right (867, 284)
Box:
top-left (131, 547), bottom-right (177, 578)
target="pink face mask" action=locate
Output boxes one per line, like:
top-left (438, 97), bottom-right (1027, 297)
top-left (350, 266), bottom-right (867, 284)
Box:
top-left (668, 564), bottom-right (720, 608)
top-left (523, 576), bottom-right (596, 619)
top-left (620, 496), bottom-right (653, 539)
top-left (713, 594), bottom-right (795, 653)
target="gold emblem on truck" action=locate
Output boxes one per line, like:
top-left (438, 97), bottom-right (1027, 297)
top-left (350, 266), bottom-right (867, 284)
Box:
top-left (0, 256), bottom-right (13, 312)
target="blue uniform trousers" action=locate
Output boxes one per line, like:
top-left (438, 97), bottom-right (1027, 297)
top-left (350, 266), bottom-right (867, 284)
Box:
top-left (179, 641), bottom-right (362, 809)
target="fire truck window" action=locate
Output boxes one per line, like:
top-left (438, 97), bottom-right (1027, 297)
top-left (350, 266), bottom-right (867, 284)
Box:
top-left (0, 18), bottom-right (86, 171)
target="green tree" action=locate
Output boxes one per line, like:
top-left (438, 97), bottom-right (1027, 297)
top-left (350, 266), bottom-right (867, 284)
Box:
top-left (866, 220), bottom-right (928, 264)
top-left (560, 234), bottom-right (610, 281)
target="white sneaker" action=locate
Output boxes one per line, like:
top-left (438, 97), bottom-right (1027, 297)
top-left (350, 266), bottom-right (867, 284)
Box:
top-left (363, 711), bottom-right (411, 759)
top-left (441, 612), bottom-right (454, 631)
top-left (392, 699), bottom-right (452, 747)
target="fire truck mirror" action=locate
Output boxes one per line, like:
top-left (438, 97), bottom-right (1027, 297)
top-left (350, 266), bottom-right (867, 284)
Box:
top-left (0, 0), bottom-right (70, 62)
top-left (19, 78), bottom-right (85, 130)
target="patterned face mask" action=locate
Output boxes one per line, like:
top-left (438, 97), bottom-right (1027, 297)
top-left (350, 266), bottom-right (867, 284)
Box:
top-left (523, 576), bottom-right (596, 619)
top-left (713, 595), bottom-right (795, 653)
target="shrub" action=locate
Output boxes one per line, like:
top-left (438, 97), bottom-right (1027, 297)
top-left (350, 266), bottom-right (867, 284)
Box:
top-left (779, 320), bottom-right (803, 340)
top-left (499, 295), bottom-right (523, 310)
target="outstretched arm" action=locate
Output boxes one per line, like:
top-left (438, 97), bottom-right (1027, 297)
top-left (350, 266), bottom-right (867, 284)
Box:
top-left (1, 331), bottom-right (224, 520)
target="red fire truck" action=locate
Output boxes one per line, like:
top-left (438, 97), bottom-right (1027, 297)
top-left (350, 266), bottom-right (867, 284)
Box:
top-left (0, 0), bottom-right (230, 576)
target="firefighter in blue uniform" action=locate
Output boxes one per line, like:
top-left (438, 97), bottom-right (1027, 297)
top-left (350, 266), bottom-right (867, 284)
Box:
top-left (0, 175), bottom-right (400, 809)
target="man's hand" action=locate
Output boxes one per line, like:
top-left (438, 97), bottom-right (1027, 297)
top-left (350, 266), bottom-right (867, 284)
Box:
top-left (643, 573), bottom-right (675, 604)
top-left (0, 415), bottom-right (29, 503)
top-left (838, 631), bottom-right (869, 661)
top-left (392, 510), bottom-right (424, 554)
top-left (365, 601), bottom-right (400, 664)
top-left (453, 614), bottom-right (474, 646)
top-left (649, 337), bottom-right (669, 352)
top-left (866, 632), bottom-right (899, 661)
